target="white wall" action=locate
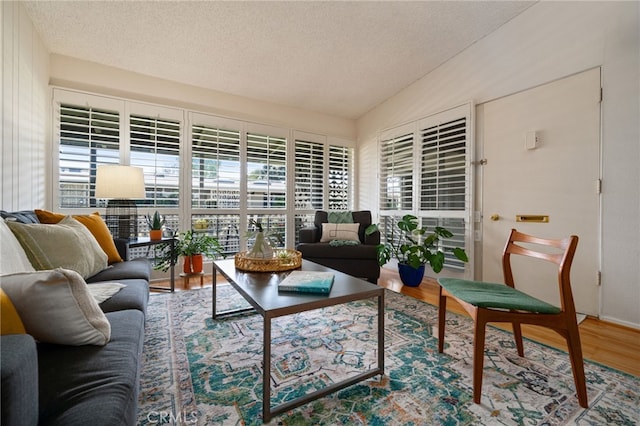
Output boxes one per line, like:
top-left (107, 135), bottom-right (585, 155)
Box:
top-left (1, 1), bottom-right (49, 210)
top-left (48, 55), bottom-right (356, 142)
top-left (357, 2), bottom-right (640, 328)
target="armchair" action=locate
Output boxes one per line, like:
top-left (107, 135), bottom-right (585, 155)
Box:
top-left (296, 211), bottom-right (380, 283)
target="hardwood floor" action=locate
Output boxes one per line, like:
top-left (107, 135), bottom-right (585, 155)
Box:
top-left (151, 266), bottom-right (640, 377)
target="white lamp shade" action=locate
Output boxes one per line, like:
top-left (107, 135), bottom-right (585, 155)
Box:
top-left (95, 165), bottom-right (145, 199)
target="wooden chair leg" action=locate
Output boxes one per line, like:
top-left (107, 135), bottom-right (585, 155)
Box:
top-left (565, 324), bottom-right (589, 408)
top-left (512, 323), bottom-right (525, 357)
top-left (472, 318), bottom-right (487, 404)
top-left (438, 288), bottom-right (447, 353)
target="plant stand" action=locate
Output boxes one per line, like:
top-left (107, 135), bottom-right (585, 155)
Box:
top-left (180, 272), bottom-right (205, 289)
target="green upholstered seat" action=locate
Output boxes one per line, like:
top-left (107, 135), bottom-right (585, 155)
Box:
top-left (438, 278), bottom-right (561, 314)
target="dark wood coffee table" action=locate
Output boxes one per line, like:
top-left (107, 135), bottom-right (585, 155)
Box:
top-left (212, 258), bottom-right (385, 423)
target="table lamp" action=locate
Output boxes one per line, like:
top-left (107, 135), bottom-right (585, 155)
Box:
top-left (95, 165), bottom-right (145, 240)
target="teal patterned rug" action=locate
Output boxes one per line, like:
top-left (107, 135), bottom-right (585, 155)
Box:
top-left (138, 286), bottom-right (638, 425)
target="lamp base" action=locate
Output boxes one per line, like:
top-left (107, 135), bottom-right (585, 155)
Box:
top-left (105, 199), bottom-right (138, 240)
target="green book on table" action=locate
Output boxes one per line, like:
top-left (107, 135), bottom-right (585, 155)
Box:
top-left (278, 271), bottom-right (335, 294)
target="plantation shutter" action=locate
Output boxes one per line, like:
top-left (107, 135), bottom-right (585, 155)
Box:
top-left (129, 108), bottom-right (182, 207)
top-left (246, 130), bottom-right (287, 209)
top-left (328, 145), bottom-right (353, 210)
top-left (379, 125), bottom-right (415, 213)
top-left (56, 101), bottom-right (121, 208)
top-left (192, 124), bottom-right (241, 209)
top-left (294, 138), bottom-right (324, 210)
top-left (418, 104), bottom-right (473, 273)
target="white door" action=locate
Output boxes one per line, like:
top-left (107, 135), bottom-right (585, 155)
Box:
top-left (478, 68), bottom-right (601, 316)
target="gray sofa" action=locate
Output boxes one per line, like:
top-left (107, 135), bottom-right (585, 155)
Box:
top-left (296, 210), bottom-right (381, 283)
top-left (0, 210), bottom-right (150, 426)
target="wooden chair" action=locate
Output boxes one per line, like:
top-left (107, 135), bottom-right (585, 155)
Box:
top-left (437, 229), bottom-right (588, 408)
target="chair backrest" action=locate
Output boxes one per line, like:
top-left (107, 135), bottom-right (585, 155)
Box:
top-left (502, 229), bottom-right (579, 314)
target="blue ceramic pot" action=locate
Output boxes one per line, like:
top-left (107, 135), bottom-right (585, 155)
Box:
top-left (397, 263), bottom-right (426, 287)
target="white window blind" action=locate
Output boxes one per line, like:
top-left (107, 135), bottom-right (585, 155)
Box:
top-left (294, 139), bottom-right (324, 210)
top-left (379, 131), bottom-right (414, 212)
top-left (192, 124), bottom-right (241, 209)
top-left (57, 103), bottom-right (120, 208)
top-left (328, 145), bottom-right (353, 210)
top-left (246, 132), bottom-right (287, 209)
top-left (420, 117), bottom-right (467, 211)
top-left (130, 114), bottom-right (181, 207)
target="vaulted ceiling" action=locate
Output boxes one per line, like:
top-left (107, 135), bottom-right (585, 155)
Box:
top-left (23, 1), bottom-right (535, 119)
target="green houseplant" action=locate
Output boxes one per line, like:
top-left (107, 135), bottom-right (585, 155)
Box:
top-left (155, 229), bottom-right (224, 273)
top-left (145, 211), bottom-right (165, 240)
top-left (366, 214), bottom-right (468, 286)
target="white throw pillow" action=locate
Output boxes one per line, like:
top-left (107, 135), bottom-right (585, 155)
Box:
top-left (0, 218), bottom-right (35, 275)
top-left (0, 268), bottom-right (111, 346)
top-left (7, 215), bottom-right (108, 279)
top-left (320, 223), bottom-right (361, 243)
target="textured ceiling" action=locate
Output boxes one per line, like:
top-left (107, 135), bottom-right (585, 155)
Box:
top-left (23, 1), bottom-right (535, 119)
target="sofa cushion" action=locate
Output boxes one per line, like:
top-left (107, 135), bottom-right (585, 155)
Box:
top-left (7, 216), bottom-right (108, 279)
top-left (0, 210), bottom-right (39, 223)
top-left (0, 289), bottom-right (26, 335)
top-left (37, 309), bottom-right (144, 426)
top-left (0, 218), bottom-right (35, 275)
top-left (95, 278), bottom-right (149, 314)
top-left (35, 209), bottom-right (123, 264)
top-left (1, 334), bottom-right (39, 426)
top-left (86, 257), bottom-right (151, 283)
top-left (320, 223), bottom-right (361, 243)
top-left (297, 242), bottom-right (378, 260)
top-left (1, 269), bottom-right (111, 346)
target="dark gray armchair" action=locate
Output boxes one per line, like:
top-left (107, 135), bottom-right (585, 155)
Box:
top-left (296, 211), bottom-right (380, 283)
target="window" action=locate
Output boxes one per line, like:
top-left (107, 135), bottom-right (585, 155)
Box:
top-left (328, 145), bottom-right (353, 210)
top-left (130, 113), bottom-right (181, 207)
top-left (379, 126), bottom-right (414, 212)
top-left (378, 104), bottom-right (473, 275)
top-left (53, 89), bottom-right (355, 251)
top-left (57, 102), bottom-right (121, 208)
top-left (294, 138), bottom-right (324, 210)
top-left (246, 132), bottom-right (287, 209)
top-left (191, 123), bottom-right (241, 209)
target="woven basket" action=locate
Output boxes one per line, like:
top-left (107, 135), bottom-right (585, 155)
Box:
top-left (234, 249), bottom-right (302, 272)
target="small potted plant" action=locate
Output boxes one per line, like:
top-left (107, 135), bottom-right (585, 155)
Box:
top-left (154, 229), bottom-right (224, 274)
top-left (145, 211), bottom-right (165, 240)
top-left (366, 214), bottom-right (468, 286)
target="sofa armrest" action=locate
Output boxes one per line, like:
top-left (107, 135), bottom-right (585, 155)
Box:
top-left (299, 227), bottom-right (319, 243)
top-left (113, 238), bottom-right (130, 261)
top-left (364, 229), bottom-right (380, 245)
top-left (1, 334), bottom-right (38, 426)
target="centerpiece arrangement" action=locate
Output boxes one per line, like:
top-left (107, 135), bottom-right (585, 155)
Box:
top-left (366, 214), bottom-right (468, 286)
top-left (234, 218), bottom-right (301, 272)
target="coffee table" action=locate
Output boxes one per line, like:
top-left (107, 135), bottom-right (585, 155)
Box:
top-left (212, 258), bottom-right (385, 423)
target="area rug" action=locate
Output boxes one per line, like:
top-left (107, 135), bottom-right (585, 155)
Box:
top-left (138, 286), bottom-right (639, 425)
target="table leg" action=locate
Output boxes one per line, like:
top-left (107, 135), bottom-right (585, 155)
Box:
top-left (378, 291), bottom-right (385, 374)
top-left (212, 265), bottom-right (218, 319)
top-left (169, 238), bottom-right (176, 292)
top-left (263, 315), bottom-right (272, 422)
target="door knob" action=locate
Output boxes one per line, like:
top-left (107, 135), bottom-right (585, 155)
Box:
top-left (490, 214), bottom-right (500, 221)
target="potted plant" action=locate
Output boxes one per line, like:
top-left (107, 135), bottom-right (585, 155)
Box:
top-left (366, 214), bottom-right (468, 287)
top-left (145, 211), bottom-right (165, 240)
top-left (155, 229), bottom-right (224, 274)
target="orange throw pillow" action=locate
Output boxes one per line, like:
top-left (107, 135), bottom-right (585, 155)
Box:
top-left (0, 288), bottom-right (26, 335)
top-left (35, 210), bottom-right (123, 264)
